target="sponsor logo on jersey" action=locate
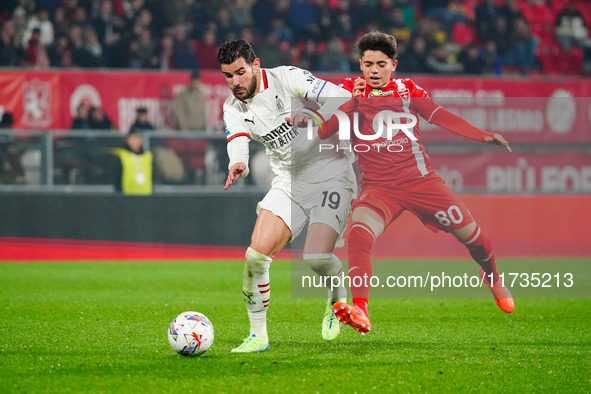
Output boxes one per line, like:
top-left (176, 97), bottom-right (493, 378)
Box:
top-left (369, 89), bottom-right (395, 98)
top-left (311, 79), bottom-right (323, 95)
top-left (262, 121), bottom-right (299, 149)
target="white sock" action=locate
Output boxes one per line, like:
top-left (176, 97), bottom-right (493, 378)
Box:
top-left (243, 247), bottom-right (272, 341)
top-left (303, 253), bottom-right (347, 302)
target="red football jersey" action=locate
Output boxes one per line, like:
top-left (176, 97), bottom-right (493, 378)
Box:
top-left (338, 77), bottom-right (441, 185)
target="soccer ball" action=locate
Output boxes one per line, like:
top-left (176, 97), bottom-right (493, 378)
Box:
top-left (168, 311), bottom-right (214, 357)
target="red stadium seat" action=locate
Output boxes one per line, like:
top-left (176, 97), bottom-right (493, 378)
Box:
top-left (463, 0), bottom-right (477, 21)
top-left (531, 2), bottom-right (554, 26)
top-left (538, 44), bottom-right (584, 75)
top-left (574, 2), bottom-right (591, 31)
top-left (452, 22), bottom-right (476, 46)
top-left (531, 23), bottom-right (555, 46)
top-left (565, 46), bottom-right (584, 75)
top-left (538, 44), bottom-right (561, 75)
top-left (517, 0), bottom-right (534, 23)
top-left (551, 0), bottom-right (570, 14)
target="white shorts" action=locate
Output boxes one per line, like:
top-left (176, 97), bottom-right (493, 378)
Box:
top-left (256, 169), bottom-right (357, 242)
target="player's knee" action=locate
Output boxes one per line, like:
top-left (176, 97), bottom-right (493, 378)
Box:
top-left (245, 247), bottom-right (272, 275)
top-left (303, 253), bottom-right (333, 273)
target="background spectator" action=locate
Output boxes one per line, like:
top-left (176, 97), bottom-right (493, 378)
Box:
top-left (506, 17), bottom-right (540, 73)
top-left (23, 6), bottom-right (53, 46)
top-left (171, 24), bottom-right (197, 69)
top-left (27, 27), bottom-right (49, 67)
top-left (71, 103), bottom-right (91, 130)
top-left (112, 129), bottom-right (153, 195)
top-left (0, 20), bottom-right (21, 66)
top-left (172, 69), bottom-right (207, 132)
top-left (89, 106), bottom-right (114, 130)
top-left (0, 111), bottom-right (25, 184)
top-left (458, 43), bottom-right (484, 75)
top-left (194, 29), bottom-right (219, 70)
top-left (130, 107), bottom-right (154, 133)
top-left (555, 3), bottom-right (588, 52)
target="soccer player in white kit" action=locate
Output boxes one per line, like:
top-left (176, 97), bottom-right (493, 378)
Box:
top-left (218, 39), bottom-right (356, 353)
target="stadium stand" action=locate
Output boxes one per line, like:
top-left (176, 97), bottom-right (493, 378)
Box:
top-left (0, 0), bottom-right (589, 76)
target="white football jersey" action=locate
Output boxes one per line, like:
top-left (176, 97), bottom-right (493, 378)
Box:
top-left (223, 66), bottom-right (351, 181)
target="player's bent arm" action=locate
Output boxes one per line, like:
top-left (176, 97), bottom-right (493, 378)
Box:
top-left (277, 66), bottom-right (352, 140)
top-left (227, 135), bottom-right (250, 178)
top-left (429, 107), bottom-right (512, 152)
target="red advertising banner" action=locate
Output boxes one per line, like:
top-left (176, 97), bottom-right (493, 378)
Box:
top-left (0, 69), bottom-right (228, 132)
top-left (430, 152), bottom-right (591, 193)
top-left (1, 70), bottom-right (591, 145)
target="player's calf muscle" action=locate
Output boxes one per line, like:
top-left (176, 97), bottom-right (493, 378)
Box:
top-left (250, 211), bottom-right (291, 258)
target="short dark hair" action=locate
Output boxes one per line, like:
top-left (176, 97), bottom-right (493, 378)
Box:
top-left (190, 69), bottom-right (201, 80)
top-left (357, 31), bottom-right (398, 60)
top-left (217, 39), bottom-right (256, 65)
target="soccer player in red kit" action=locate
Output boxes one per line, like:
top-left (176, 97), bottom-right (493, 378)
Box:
top-left (318, 32), bottom-right (515, 334)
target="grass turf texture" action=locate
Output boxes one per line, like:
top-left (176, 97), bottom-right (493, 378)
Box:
top-left (1, 260), bottom-right (590, 393)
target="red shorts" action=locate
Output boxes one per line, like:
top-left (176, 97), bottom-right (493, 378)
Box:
top-left (352, 172), bottom-right (474, 233)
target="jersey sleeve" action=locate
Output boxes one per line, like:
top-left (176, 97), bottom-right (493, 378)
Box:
top-left (408, 79), bottom-right (442, 122)
top-left (338, 78), bottom-right (356, 93)
top-left (273, 66), bottom-right (321, 100)
top-left (429, 107), bottom-right (494, 142)
top-left (223, 103), bottom-right (251, 176)
top-left (223, 103), bottom-right (251, 143)
top-left (275, 66), bottom-right (350, 103)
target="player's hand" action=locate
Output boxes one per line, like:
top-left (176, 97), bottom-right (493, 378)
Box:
top-left (285, 112), bottom-right (313, 128)
top-left (485, 133), bottom-right (512, 153)
top-left (224, 162), bottom-right (247, 190)
top-left (352, 78), bottom-right (366, 97)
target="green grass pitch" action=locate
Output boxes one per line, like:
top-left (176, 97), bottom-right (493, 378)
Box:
top-left (1, 260), bottom-right (590, 393)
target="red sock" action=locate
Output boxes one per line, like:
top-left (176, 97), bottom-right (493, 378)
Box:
top-left (348, 223), bottom-right (375, 316)
top-left (461, 226), bottom-right (499, 283)
top-left (353, 298), bottom-right (369, 316)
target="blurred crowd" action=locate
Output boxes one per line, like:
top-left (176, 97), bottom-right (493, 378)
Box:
top-left (0, 0), bottom-right (590, 75)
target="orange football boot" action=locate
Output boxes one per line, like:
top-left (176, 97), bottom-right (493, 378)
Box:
top-left (332, 301), bottom-right (372, 334)
top-left (480, 268), bottom-right (515, 313)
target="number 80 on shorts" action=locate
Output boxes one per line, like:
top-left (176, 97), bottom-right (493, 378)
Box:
top-left (434, 205), bottom-right (464, 226)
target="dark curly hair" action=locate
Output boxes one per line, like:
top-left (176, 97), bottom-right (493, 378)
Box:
top-left (357, 31), bottom-right (398, 60)
top-left (217, 39), bottom-right (257, 65)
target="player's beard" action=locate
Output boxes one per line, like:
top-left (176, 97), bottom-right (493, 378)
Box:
top-left (233, 77), bottom-right (257, 100)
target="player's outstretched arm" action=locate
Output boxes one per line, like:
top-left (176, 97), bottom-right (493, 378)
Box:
top-left (429, 107), bottom-right (512, 152)
top-left (224, 162), bottom-right (247, 190)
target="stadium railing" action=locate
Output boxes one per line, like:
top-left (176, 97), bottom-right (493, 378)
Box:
top-left (0, 129), bottom-right (589, 194)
